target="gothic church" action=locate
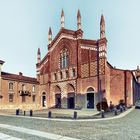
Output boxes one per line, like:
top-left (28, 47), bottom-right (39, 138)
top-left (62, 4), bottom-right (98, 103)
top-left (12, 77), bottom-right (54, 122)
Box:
top-left (36, 10), bottom-right (140, 109)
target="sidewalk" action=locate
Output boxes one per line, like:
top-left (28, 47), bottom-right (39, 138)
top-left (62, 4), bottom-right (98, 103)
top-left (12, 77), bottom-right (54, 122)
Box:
top-left (0, 106), bottom-right (134, 122)
top-left (0, 132), bottom-right (22, 140)
top-left (0, 124), bottom-right (80, 140)
top-left (0, 108), bottom-right (100, 119)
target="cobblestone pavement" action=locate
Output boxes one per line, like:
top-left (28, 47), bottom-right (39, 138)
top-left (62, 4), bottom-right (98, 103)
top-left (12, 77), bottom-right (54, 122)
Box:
top-left (0, 109), bottom-right (139, 140)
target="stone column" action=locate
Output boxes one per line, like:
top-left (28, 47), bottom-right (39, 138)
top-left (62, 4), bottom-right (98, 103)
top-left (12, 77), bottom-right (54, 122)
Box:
top-left (61, 91), bottom-right (67, 108)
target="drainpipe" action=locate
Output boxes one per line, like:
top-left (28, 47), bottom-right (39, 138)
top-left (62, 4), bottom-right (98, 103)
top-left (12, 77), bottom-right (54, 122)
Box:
top-left (75, 38), bottom-right (79, 109)
top-left (124, 70), bottom-right (127, 106)
top-left (97, 41), bottom-right (101, 107)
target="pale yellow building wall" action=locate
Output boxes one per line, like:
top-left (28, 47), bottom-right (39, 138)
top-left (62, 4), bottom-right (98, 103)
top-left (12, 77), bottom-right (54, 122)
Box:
top-left (0, 78), bottom-right (41, 110)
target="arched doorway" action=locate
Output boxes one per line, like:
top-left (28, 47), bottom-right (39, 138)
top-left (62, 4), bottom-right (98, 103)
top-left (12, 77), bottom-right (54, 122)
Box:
top-left (67, 84), bottom-right (75, 109)
top-left (87, 87), bottom-right (94, 109)
top-left (42, 92), bottom-right (46, 107)
top-left (55, 86), bottom-right (61, 108)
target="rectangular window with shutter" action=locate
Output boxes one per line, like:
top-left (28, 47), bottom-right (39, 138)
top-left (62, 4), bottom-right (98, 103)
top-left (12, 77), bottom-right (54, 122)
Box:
top-left (9, 94), bottom-right (14, 102)
top-left (32, 95), bottom-right (36, 102)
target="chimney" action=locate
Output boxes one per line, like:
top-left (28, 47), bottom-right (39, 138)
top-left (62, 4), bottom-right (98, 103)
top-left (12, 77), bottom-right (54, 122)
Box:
top-left (19, 72), bottom-right (23, 76)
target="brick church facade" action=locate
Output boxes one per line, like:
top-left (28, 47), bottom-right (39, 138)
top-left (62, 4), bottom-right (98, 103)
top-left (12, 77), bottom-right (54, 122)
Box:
top-left (0, 10), bottom-right (140, 110)
top-left (36, 10), bottom-right (140, 110)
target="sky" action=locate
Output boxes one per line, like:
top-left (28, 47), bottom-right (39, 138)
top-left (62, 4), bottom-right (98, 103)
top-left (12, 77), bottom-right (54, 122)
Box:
top-left (0, 0), bottom-right (140, 77)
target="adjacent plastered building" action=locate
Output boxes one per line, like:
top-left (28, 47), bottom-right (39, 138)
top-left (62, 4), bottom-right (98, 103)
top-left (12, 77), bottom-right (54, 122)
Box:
top-left (0, 60), bottom-right (40, 110)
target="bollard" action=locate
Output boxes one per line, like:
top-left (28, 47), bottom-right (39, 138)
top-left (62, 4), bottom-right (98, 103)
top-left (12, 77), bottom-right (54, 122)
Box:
top-left (123, 106), bottom-right (126, 111)
top-left (114, 108), bottom-right (118, 115)
top-left (101, 110), bottom-right (105, 118)
top-left (73, 111), bottom-right (77, 119)
top-left (48, 111), bottom-right (52, 118)
top-left (16, 109), bottom-right (19, 115)
top-left (30, 110), bottom-right (33, 117)
top-left (120, 106), bottom-right (123, 113)
top-left (24, 111), bottom-right (26, 116)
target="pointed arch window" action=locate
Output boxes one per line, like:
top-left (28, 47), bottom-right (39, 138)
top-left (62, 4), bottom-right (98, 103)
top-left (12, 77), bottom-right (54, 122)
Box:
top-left (72, 68), bottom-right (76, 77)
top-left (60, 71), bottom-right (63, 79)
top-left (60, 49), bottom-right (69, 69)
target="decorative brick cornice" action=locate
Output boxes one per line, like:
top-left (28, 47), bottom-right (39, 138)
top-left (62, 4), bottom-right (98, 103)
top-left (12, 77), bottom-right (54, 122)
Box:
top-left (80, 39), bottom-right (97, 45)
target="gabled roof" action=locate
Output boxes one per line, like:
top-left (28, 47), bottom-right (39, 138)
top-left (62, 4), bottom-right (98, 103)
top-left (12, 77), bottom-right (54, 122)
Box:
top-left (37, 53), bottom-right (49, 67)
top-left (49, 28), bottom-right (79, 48)
top-left (1, 72), bottom-right (39, 84)
top-left (39, 28), bottom-right (82, 66)
top-left (107, 61), bottom-right (114, 69)
top-left (107, 61), bottom-right (132, 72)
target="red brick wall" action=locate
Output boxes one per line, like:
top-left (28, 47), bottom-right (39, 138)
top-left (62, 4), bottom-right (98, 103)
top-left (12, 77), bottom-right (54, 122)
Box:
top-left (110, 68), bottom-right (125, 105)
top-left (125, 71), bottom-right (133, 106)
top-left (109, 68), bottom-right (133, 106)
top-left (50, 38), bottom-right (78, 72)
top-left (37, 30), bottom-right (135, 109)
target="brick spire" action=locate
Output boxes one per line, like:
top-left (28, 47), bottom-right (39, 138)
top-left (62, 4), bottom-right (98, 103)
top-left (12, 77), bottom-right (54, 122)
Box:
top-left (61, 9), bottom-right (65, 28)
top-left (100, 14), bottom-right (105, 39)
top-left (37, 48), bottom-right (41, 64)
top-left (37, 48), bottom-right (40, 55)
top-left (137, 65), bottom-right (140, 71)
top-left (48, 27), bottom-right (52, 44)
top-left (77, 9), bottom-right (81, 30)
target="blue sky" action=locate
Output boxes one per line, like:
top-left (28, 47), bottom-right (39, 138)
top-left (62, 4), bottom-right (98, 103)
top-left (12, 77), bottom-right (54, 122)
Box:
top-left (0, 0), bottom-right (140, 77)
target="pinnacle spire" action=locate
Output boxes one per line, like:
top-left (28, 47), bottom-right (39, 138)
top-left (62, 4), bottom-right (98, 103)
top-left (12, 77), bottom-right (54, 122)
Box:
top-left (61, 9), bottom-right (65, 28)
top-left (37, 48), bottom-right (41, 63)
top-left (49, 27), bottom-right (52, 35)
top-left (61, 9), bottom-right (64, 17)
top-left (100, 14), bottom-right (105, 39)
top-left (137, 65), bottom-right (140, 71)
top-left (48, 27), bottom-right (52, 44)
top-left (37, 48), bottom-right (40, 55)
top-left (100, 14), bottom-right (105, 25)
top-left (77, 9), bottom-right (81, 30)
top-left (77, 9), bottom-right (81, 18)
